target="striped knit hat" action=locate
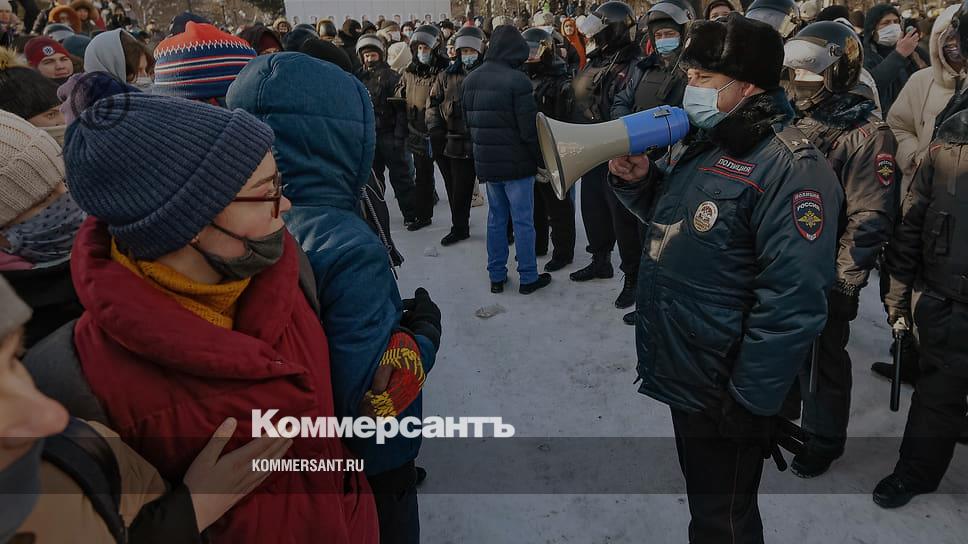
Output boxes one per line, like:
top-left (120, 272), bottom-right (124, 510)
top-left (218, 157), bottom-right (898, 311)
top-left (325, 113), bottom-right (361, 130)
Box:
top-left (152, 21), bottom-right (256, 101)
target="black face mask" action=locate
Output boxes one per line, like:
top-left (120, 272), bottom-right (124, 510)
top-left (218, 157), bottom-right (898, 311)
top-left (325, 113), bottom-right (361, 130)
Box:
top-left (191, 223), bottom-right (285, 281)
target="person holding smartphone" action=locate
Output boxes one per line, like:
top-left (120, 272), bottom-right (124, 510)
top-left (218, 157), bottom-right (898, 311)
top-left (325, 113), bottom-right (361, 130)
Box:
top-left (862, 3), bottom-right (927, 115)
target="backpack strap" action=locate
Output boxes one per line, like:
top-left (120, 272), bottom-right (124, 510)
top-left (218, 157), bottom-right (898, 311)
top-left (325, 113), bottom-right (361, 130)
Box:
top-left (42, 418), bottom-right (125, 543)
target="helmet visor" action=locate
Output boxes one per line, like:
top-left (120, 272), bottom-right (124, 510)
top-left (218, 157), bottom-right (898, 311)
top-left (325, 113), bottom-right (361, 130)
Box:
top-left (783, 38), bottom-right (838, 76)
top-left (579, 13), bottom-right (606, 38)
top-left (747, 8), bottom-right (797, 37)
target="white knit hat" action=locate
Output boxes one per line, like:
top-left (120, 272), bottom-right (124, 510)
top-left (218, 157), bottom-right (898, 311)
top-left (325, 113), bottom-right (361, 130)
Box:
top-left (0, 110), bottom-right (65, 227)
top-left (0, 0), bottom-right (13, 13)
top-left (387, 41), bottom-right (411, 73)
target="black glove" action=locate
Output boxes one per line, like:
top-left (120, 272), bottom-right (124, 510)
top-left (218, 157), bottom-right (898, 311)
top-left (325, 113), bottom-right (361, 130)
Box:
top-left (827, 287), bottom-right (860, 321)
top-left (710, 392), bottom-right (778, 462)
top-left (400, 287), bottom-right (441, 351)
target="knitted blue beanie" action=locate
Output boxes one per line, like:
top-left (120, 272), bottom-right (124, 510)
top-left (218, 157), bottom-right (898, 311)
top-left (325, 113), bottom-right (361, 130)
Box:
top-left (64, 93), bottom-right (275, 260)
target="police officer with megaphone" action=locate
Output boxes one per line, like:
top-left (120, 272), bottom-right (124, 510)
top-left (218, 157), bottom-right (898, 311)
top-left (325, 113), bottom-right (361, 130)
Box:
top-left (608, 14), bottom-right (842, 542)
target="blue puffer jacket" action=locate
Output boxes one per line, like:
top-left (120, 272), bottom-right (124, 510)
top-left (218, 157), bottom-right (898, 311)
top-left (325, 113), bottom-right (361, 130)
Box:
top-left (461, 25), bottom-right (541, 182)
top-left (227, 53), bottom-right (437, 475)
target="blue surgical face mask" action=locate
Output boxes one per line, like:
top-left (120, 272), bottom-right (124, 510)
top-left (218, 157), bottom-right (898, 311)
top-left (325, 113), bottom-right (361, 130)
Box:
top-left (461, 53), bottom-right (478, 67)
top-left (418, 51), bottom-right (432, 64)
top-left (682, 79), bottom-right (736, 130)
top-left (655, 36), bottom-right (680, 55)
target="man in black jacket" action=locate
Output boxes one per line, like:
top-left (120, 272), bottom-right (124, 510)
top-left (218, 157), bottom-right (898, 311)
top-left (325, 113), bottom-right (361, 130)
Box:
top-left (876, 109), bottom-right (968, 509)
top-left (608, 15), bottom-right (841, 542)
top-left (356, 34), bottom-right (417, 225)
top-left (569, 1), bottom-right (643, 313)
top-left (463, 25), bottom-right (552, 295)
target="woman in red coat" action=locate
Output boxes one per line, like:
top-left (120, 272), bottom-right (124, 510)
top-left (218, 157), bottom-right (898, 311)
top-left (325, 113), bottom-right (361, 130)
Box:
top-left (61, 93), bottom-right (379, 543)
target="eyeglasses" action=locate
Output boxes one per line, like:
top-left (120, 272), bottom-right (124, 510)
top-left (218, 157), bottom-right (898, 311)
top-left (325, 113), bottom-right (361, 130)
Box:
top-left (232, 171), bottom-right (283, 218)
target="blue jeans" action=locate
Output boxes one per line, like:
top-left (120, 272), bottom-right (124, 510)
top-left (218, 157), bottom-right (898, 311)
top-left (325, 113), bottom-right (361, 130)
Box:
top-left (485, 177), bottom-right (537, 284)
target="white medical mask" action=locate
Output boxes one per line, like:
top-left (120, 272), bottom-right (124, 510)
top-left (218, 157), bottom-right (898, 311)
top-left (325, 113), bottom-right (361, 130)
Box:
top-left (682, 79), bottom-right (736, 129)
top-left (876, 23), bottom-right (902, 47)
top-left (461, 53), bottom-right (478, 67)
top-left (390, 30), bottom-right (401, 41)
top-left (418, 51), bottom-right (432, 64)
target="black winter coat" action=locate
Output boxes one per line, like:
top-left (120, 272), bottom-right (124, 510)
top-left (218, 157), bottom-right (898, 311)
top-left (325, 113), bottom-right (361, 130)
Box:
top-left (427, 60), bottom-right (481, 159)
top-left (611, 90), bottom-right (843, 416)
top-left (462, 26), bottom-right (541, 182)
top-left (357, 61), bottom-right (404, 135)
top-left (396, 56), bottom-right (450, 154)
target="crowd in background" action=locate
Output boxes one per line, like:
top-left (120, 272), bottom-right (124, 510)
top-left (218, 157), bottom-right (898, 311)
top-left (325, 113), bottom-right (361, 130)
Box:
top-left (1, 0), bottom-right (967, 542)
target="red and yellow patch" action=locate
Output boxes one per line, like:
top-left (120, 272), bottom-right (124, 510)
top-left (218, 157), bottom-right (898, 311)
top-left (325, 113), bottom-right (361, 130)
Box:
top-left (876, 153), bottom-right (895, 187)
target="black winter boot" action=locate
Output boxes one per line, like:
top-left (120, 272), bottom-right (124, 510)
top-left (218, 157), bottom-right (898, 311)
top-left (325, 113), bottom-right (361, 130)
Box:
top-left (614, 273), bottom-right (637, 309)
top-left (569, 252), bottom-right (614, 282)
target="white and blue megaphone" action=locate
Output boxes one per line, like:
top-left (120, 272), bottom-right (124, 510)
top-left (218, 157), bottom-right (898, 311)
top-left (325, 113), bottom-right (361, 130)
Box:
top-left (536, 105), bottom-right (690, 200)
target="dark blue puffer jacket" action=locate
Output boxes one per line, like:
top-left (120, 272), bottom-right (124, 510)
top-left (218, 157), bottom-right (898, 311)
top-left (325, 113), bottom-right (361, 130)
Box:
top-left (461, 25), bottom-right (542, 182)
top-left (227, 53), bottom-right (437, 475)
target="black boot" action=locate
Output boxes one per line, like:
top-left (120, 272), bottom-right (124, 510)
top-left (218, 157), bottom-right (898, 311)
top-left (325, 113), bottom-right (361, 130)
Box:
top-left (569, 252), bottom-right (614, 282)
top-left (791, 449), bottom-right (841, 479)
top-left (440, 228), bottom-right (469, 246)
top-left (614, 274), bottom-right (637, 309)
top-left (491, 279), bottom-right (507, 293)
top-left (407, 218), bottom-right (432, 231)
top-left (544, 255), bottom-right (573, 272)
top-left (520, 273), bottom-right (552, 294)
top-left (873, 474), bottom-right (928, 509)
top-left (622, 311), bottom-right (635, 326)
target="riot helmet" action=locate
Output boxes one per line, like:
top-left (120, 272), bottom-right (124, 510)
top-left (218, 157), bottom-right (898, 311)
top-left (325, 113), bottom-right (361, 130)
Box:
top-left (579, 1), bottom-right (636, 58)
top-left (783, 21), bottom-right (863, 109)
top-left (746, 0), bottom-right (800, 39)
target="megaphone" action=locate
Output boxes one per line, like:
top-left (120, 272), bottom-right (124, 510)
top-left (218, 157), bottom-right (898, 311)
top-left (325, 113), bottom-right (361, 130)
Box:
top-left (536, 105), bottom-right (690, 200)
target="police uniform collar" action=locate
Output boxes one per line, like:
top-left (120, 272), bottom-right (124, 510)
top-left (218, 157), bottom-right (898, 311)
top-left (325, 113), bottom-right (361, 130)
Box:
top-left (707, 88), bottom-right (795, 157)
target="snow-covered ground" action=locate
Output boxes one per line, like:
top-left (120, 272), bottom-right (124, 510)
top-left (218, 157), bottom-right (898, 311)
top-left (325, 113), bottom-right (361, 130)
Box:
top-left (384, 173), bottom-right (967, 543)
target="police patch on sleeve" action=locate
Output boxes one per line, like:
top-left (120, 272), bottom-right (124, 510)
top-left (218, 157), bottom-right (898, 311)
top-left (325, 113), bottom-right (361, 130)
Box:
top-left (792, 190), bottom-right (824, 242)
top-left (876, 153), bottom-right (895, 187)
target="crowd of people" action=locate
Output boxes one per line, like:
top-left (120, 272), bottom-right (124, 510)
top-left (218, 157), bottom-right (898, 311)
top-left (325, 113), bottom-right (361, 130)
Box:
top-left (0, 0), bottom-right (966, 542)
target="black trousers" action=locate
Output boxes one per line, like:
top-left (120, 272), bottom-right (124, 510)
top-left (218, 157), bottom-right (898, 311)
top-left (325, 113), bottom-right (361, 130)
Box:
top-left (895, 296), bottom-right (968, 490)
top-left (798, 316), bottom-right (852, 455)
top-left (671, 408), bottom-right (765, 544)
top-left (896, 364), bottom-right (968, 490)
top-left (533, 182), bottom-right (576, 261)
top-left (373, 132), bottom-right (416, 222)
top-left (368, 461), bottom-right (420, 544)
top-left (412, 150), bottom-right (450, 222)
top-left (579, 163), bottom-right (641, 275)
top-left (443, 156), bottom-right (476, 233)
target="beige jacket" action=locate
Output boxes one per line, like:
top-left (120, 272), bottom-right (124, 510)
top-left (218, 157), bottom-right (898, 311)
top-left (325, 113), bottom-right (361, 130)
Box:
top-left (14, 422), bottom-right (167, 543)
top-left (887, 5), bottom-right (964, 187)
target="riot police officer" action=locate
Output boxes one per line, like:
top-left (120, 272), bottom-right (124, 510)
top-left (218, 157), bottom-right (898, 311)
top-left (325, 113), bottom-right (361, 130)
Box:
top-left (612, 0), bottom-right (691, 121)
top-left (874, 6), bottom-right (968, 508)
top-left (569, 1), bottom-right (643, 313)
top-left (357, 33), bottom-right (418, 225)
top-left (396, 24), bottom-right (450, 231)
top-left (611, 0), bottom-right (692, 324)
top-left (426, 26), bottom-right (485, 246)
top-left (523, 27), bottom-right (577, 271)
top-left (783, 21), bottom-right (900, 478)
top-left (608, 14), bottom-right (842, 541)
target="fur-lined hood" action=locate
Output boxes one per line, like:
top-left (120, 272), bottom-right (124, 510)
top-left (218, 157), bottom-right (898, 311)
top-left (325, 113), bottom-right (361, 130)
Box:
top-left (804, 92), bottom-right (877, 130)
top-left (705, 88), bottom-right (795, 156)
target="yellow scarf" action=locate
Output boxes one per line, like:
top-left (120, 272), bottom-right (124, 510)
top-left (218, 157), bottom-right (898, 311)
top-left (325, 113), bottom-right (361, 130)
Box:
top-left (111, 240), bottom-right (250, 329)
